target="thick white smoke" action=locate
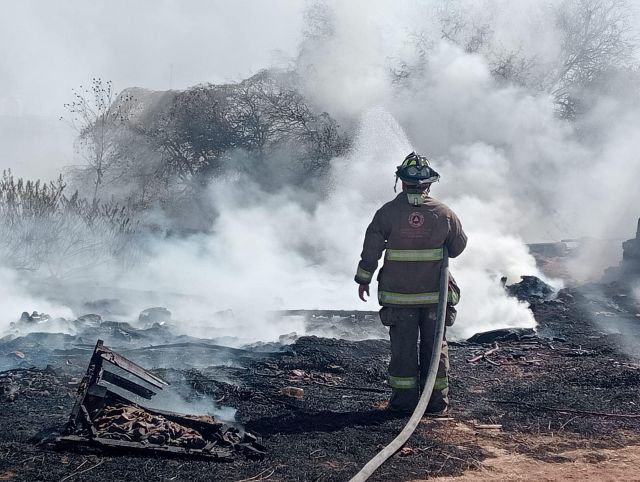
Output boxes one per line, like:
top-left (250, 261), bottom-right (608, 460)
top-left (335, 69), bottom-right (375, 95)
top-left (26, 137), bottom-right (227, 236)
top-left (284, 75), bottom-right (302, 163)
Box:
top-left (107, 106), bottom-right (537, 341)
top-left (5, 0), bottom-right (640, 343)
top-left (0, 267), bottom-right (74, 333)
top-left (299, 0), bottom-right (640, 242)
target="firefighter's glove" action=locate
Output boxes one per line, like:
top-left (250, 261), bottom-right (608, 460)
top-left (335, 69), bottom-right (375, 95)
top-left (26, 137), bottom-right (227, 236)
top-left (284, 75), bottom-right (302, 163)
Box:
top-left (446, 305), bottom-right (457, 327)
top-left (358, 284), bottom-right (370, 302)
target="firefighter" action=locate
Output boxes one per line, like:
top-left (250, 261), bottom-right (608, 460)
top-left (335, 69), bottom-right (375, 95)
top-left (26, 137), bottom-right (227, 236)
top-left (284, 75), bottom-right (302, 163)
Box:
top-left (355, 152), bottom-right (467, 415)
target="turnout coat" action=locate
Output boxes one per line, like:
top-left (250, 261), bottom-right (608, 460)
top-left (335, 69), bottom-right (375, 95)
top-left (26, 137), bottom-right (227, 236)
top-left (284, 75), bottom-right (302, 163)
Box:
top-left (355, 192), bottom-right (467, 307)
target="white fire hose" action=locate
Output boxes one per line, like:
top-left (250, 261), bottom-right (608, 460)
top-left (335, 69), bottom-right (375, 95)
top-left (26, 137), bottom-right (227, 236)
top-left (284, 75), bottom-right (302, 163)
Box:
top-left (349, 247), bottom-right (450, 482)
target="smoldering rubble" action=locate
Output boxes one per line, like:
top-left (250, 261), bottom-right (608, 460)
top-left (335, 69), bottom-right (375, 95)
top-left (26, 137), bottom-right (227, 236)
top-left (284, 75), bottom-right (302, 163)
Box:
top-left (57, 340), bottom-right (265, 461)
top-left (1, 234), bottom-right (640, 480)
top-left (3, 2), bottom-right (640, 480)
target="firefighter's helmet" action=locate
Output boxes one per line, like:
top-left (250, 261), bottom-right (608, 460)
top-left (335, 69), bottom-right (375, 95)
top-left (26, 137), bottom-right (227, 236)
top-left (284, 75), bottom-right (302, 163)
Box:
top-left (396, 152), bottom-right (440, 186)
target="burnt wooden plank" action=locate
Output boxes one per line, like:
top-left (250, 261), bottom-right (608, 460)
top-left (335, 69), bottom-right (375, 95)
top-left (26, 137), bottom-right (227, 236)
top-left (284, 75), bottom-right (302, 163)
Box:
top-left (101, 370), bottom-right (157, 399)
top-left (87, 384), bottom-right (108, 398)
top-left (80, 405), bottom-right (98, 438)
top-left (97, 345), bottom-right (169, 389)
top-left (56, 435), bottom-right (235, 461)
top-left (65, 340), bottom-right (104, 434)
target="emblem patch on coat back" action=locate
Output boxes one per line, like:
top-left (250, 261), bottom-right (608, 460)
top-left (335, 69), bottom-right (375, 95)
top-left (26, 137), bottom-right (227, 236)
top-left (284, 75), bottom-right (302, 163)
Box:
top-left (408, 211), bottom-right (425, 228)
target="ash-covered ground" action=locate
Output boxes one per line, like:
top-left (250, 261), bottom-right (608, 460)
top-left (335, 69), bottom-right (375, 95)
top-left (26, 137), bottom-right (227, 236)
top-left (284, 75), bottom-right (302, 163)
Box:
top-left (1, 279), bottom-right (640, 482)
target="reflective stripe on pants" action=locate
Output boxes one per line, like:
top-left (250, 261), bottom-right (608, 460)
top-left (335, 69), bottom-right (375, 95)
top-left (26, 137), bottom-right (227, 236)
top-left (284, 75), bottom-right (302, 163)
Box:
top-left (388, 375), bottom-right (417, 389)
top-left (433, 376), bottom-right (449, 391)
top-left (387, 307), bottom-right (449, 412)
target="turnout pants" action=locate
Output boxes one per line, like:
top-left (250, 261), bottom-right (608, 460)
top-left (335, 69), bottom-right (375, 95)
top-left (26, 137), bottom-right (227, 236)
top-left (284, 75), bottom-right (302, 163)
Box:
top-left (380, 307), bottom-right (449, 412)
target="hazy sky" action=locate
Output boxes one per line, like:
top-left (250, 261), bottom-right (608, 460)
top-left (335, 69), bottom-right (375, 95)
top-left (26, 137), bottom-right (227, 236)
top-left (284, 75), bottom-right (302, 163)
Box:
top-left (0, 0), bottom-right (305, 117)
top-left (0, 0), bottom-right (305, 178)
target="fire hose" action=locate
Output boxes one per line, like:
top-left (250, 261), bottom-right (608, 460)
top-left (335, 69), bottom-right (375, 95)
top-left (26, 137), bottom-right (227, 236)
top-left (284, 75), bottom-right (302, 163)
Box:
top-left (349, 247), bottom-right (450, 482)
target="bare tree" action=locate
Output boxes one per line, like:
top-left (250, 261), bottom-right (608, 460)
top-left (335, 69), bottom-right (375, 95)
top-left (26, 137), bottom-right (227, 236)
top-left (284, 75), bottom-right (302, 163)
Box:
top-left (390, 3), bottom-right (495, 85)
top-left (56, 70), bottom-right (350, 231)
top-left (62, 78), bottom-right (134, 202)
top-left (389, 0), bottom-right (636, 117)
top-left (228, 71), bottom-right (350, 173)
top-left (131, 71), bottom-right (349, 195)
top-left (551, 0), bottom-right (635, 116)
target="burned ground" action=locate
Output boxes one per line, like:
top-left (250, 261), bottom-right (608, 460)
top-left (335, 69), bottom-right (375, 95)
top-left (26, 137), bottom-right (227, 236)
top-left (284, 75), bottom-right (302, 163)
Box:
top-left (1, 284), bottom-right (640, 481)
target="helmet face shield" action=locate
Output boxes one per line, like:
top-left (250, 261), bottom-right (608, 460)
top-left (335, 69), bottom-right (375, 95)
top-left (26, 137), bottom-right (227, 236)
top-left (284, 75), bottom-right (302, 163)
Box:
top-left (396, 151), bottom-right (440, 185)
top-left (406, 165), bottom-right (433, 177)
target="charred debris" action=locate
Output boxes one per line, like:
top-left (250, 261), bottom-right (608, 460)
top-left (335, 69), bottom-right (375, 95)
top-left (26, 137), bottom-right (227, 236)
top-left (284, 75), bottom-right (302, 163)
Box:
top-left (615, 217), bottom-right (640, 278)
top-left (59, 340), bottom-right (265, 461)
top-left (1, 220), bottom-right (640, 480)
top-left (2, 293), bottom-right (640, 480)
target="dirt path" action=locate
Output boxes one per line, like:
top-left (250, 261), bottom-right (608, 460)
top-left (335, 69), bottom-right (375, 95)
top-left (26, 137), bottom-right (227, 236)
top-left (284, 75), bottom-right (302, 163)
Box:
top-left (432, 445), bottom-right (640, 481)
top-left (410, 420), bottom-right (640, 482)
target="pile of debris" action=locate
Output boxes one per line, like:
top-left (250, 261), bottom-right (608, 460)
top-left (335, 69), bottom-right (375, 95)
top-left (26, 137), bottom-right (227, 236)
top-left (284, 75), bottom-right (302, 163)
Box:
top-left (3, 291), bottom-right (640, 481)
top-left (621, 218), bottom-right (640, 277)
top-left (0, 366), bottom-right (59, 402)
top-left (95, 403), bottom-right (215, 448)
top-left (87, 401), bottom-right (261, 458)
top-left (506, 276), bottom-right (555, 301)
top-left (466, 327), bottom-right (537, 345)
top-left (19, 311), bottom-right (51, 324)
top-left (59, 340), bottom-right (265, 461)
top-left (464, 337), bottom-right (593, 369)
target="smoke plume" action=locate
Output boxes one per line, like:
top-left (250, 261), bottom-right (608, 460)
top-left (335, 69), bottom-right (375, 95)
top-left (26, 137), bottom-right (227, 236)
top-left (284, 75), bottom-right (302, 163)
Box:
top-left (4, 0), bottom-right (640, 343)
top-left (0, 268), bottom-right (74, 333)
